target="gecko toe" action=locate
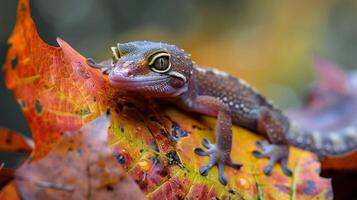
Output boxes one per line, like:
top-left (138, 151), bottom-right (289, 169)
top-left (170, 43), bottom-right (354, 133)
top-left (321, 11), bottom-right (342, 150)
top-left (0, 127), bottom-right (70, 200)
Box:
top-left (256, 141), bottom-right (263, 149)
top-left (194, 148), bottom-right (210, 156)
top-left (201, 138), bottom-right (212, 149)
top-left (263, 165), bottom-right (273, 176)
top-left (280, 158), bottom-right (292, 176)
top-left (256, 140), bottom-right (269, 149)
top-left (282, 167), bottom-right (292, 176)
top-left (252, 150), bottom-right (264, 158)
top-left (200, 160), bottom-right (215, 176)
top-left (218, 162), bottom-right (228, 185)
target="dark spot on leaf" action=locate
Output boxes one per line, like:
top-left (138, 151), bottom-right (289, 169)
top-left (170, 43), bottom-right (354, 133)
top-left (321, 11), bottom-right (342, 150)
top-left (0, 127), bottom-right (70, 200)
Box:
top-left (93, 96), bottom-right (96, 102)
top-left (75, 61), bottom-right (90, 79)
top-left (120, 127), bottom-right (124, 133)
top-left (303, 180), bottom-right (316, 195)
top-left (139, 149), bottom-right (144, 153)
top-left (156, 166), bottom-right (169, 177)
top-left (11, 56), bottom-right (18, 69)
top-left (34, 100), bottom-right (42, 113)
top-left (115, 103), bottom-right (123, 113)
top-left (149, 140), bottom-right (159, 152)
top-left (228, 189), bottom-right (236, 195)
top-left (275, 184), bottom-right (291, 194)
top-left (106, 108), bottom-right (111, 116)
top-left (149, 115), bottom-right (160, 123)
top-left (160, 129), bottom-right (168, 136)
top-left (20, 2), bottom-right (26, 11)
top-left (76, 107), bottom-right (91, 116)
top-left (170, 121), bottom-right (187, 141)
top-left (175, 195), bottom-right (184, 200)
top-left (106, 184), bottom-right (114, 191)
top-left (123, 102), bottom-right (136, 108)
top-left (67, 148), bottom-right (73, 155)
top-left (114, 153), bottom-right (125, 164)
top-left (135, 173), bottom-right (148, 190)
top-left (166, 151), bottom-right (184, 168)
top-left (192, 124), bottom-right (204, 130)
top-left (150, 155), bottom-right (161, 166)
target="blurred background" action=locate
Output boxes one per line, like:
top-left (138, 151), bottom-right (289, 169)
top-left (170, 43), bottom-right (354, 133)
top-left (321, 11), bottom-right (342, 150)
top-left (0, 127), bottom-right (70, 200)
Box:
top-left (1, 0), bottom-right (357, 198)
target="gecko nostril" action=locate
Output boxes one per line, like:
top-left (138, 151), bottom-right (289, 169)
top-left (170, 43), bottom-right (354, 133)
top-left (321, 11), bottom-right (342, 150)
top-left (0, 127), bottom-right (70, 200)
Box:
top-left (128, 71), bottom-right (134, 77)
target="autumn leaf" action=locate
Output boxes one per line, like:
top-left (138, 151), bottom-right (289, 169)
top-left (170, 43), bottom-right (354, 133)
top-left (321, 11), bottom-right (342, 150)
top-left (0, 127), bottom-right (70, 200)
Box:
top-left (289, 57), bottom-right (357, 171)
top-left (12, 114), bottom-right (146, 200)
top-left (1, 0), bottom-right (333, 199)
top-left (0, 128), bottom-right (32, 191)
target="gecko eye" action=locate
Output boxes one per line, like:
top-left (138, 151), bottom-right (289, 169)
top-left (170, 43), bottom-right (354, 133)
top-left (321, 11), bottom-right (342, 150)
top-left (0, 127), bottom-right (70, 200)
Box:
top-left (149, 52), bottom-right (171, 73)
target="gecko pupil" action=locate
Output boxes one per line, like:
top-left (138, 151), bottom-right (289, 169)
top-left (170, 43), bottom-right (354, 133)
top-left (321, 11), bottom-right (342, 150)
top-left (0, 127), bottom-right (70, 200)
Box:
top-left (153, 57), bottom-right (169, 71)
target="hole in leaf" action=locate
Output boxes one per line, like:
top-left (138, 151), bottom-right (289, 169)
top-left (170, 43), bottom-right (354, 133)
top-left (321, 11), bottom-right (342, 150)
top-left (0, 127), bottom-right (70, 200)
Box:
top-left (229, 189), bottom-right (236, 195)
top-left (170, 121), bottom-right (187, 141)
top-left (34, 100), bottom-right (42, 113)
top-left (77, 149), bottom-right (82, 156)
top-left (114, 153), bottom-right (125, 164)
top-left (106, 184), bottom-right (114, 191)
top-left (303, 180), bottom-right (316, 195)
top-left (106, 108), bottom-right (111, 116)
top-left (67, 148), bottom-right (73, 155)
top-left (150, 155), bottom-right (160, 166)
top-left (11, 55), bottom-right (18, 69)
top-left (166, 151), bottom-right (183, 167)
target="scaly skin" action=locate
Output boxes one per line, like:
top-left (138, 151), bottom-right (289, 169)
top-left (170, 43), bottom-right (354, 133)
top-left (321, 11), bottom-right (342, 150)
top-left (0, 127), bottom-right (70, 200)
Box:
top-left (87, 41), bottom-right (357, 185)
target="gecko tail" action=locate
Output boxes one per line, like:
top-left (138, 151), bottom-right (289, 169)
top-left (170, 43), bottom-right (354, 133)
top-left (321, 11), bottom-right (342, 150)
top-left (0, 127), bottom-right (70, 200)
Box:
top-left (286, 123), bottom-right (357, 156)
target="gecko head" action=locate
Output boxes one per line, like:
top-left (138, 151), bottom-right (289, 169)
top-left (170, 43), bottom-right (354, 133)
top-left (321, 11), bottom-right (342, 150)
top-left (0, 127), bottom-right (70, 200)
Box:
top-left (108, 41), bottom-right (193, 97)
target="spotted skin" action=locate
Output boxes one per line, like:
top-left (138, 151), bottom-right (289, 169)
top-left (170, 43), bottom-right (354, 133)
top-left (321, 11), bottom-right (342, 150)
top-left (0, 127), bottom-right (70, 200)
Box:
top-left (87, 41), bottom-right (357, 185)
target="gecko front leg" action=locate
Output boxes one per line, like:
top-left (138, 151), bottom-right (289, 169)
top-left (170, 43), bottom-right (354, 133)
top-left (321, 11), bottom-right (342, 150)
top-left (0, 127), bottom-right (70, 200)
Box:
top-left (190, 96), bottom-right (242, 185)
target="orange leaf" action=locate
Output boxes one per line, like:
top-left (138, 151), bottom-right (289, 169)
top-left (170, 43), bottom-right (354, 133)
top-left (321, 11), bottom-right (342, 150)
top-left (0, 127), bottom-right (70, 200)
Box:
top-left (4, 0), bottom-right (109, 158)
top-left (3, 0), bottom-right (333, 199)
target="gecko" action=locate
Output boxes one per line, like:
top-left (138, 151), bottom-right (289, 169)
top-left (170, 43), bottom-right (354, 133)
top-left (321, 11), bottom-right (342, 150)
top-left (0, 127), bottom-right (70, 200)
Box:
top-left (86, 41), bottom-right (357, 185)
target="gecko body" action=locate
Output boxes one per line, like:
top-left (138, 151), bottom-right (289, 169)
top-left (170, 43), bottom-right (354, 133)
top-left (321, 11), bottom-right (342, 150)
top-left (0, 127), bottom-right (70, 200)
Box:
top-left (87, 41), bottom-right (357, 185)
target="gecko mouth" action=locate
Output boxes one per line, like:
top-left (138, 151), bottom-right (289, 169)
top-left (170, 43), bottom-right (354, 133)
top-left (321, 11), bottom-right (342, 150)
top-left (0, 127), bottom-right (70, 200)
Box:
top-left (109, 73), bottom-right (170, 89)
